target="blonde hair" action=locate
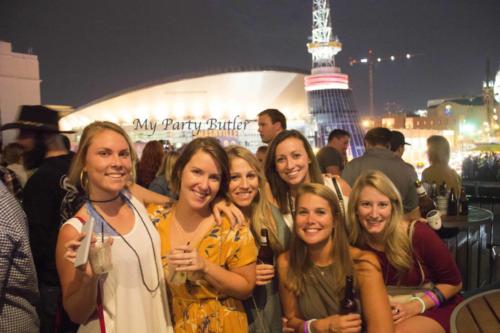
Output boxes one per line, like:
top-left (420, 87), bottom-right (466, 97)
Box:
top-left (225, 146), bottom-right (283, 254)
top-left (427, 135), bottom-right (450, 165)
top-left (68, 121), bottom-right (137, 191)
top-left (156, 151), bottom-right (180, 186)
top-left (287, 183), bottom-right (354, 295)
top-left (348, 170), bottom-right (412, 278)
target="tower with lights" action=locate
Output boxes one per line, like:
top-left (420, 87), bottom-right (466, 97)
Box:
top-left (305, 0), bottom-right (364, 157)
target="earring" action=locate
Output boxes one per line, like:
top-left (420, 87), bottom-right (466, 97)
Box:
top-left (79, 170), bottom-right (88, 190)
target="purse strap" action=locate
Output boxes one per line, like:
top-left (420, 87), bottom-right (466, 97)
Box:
top-left (326, 177), bottom-right (346, 219)
top-left (75, 216), bottom-right (106, 333)
top-left (408, 220), bottom-right (425, 286)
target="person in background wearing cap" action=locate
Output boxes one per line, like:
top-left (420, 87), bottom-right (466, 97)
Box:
top-left (0, 105), bottom-right (77, 333)
top-left (390, 130), bottom-right (418, 182)
top-left (342, 127), bottom-right (420, 221)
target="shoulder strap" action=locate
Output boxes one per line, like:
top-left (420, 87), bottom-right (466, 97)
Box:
top-left (75, 216), bottom-right (86, 224)
top-left (327, 177), bottom-right (346, 219)
top-left (408, 220), bottom-right (426, 286)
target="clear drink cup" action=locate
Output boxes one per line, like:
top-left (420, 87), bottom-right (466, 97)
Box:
top-left (89, 234), bottom-right (113, 275)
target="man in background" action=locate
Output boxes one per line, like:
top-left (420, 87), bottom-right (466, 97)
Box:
top-left (0, 105), bottom-right (76, 333)
top-left (257, 108), bottom-right (286, 144)
top-left (0, 180), bottom-right (39, 333)
top-left (255, 145), bottom-right (268, 168)
top-left (316, 129), bottom-right (350, 175)
top-left (390, 130), bottom-right (418, 181)
top-left (342, 127), bottom-right (420, 220)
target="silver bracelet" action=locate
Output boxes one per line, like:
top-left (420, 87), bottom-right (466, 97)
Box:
top-left (410, 296), bottom-right (426, 314)
top-left (307, 319), bottom-right (317, 333)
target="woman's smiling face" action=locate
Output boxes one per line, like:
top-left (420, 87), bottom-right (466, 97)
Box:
top-left (356, 185), bottom-right (393, 236)
top-left (295, 193), bottom-right (334, 247)
top-left (275, 137), bottom-right (310, 187)
top-left (228, 157), bottom-right (259, 209)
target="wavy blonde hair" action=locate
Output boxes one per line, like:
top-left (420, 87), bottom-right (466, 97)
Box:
top-left (287, 183), bottom-right (354, 295)
top-left (348, 170), bottom-right (412, 279)
top-left (225, 145), bottom-right (283, 254)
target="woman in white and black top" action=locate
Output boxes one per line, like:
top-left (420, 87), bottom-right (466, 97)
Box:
top-left (55, 121), bottom-right (173, 333)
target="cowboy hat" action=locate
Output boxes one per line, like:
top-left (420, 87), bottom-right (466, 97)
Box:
top-left (0, 105), bottom-right (75, 133)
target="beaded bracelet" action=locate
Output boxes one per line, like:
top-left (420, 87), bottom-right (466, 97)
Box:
top-left (424, 290), bottom-right (441, 308)
top-left (410, 296), bottom-right (426, 314)
top-left (431, 287), bottom-right (446, 304)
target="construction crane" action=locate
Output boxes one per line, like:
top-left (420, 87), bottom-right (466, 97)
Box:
top-left (349, 49), bottom-right (422, 115)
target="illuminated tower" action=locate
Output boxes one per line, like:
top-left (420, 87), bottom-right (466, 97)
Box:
top-left (305, 0), bottom-right (364, 157)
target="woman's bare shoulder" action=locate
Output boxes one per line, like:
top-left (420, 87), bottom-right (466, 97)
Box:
top-left (350, 246), bottom-right (381, 272)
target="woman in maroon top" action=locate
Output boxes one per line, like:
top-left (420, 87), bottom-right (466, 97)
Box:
top-left (348, 170), bottom-right (462, 333)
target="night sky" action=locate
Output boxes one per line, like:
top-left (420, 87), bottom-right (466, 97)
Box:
top-left (1, 0), bottom-right (499, 115)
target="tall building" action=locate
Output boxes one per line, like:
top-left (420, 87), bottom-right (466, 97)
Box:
top-left (0, 41), bottom-right (41, 145)
top-left (305, 0), bottom-right (364, 157)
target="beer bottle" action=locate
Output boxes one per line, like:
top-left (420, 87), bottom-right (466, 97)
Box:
top-left (254, 228), bottom-right (274, 308)
top-left (415, 180), bottom-right (437, 218)
top-left (447, 189), bottom-right (458, 216)
top-left (459, 188), bottom-right (469, 216)
top-left (340, 275), bottom-right (358, 315)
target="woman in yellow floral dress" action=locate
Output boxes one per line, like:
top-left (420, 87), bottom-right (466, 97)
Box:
top-left (149, 137), bottom-right (257, 333)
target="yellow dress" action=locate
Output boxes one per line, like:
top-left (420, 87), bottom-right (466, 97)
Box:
top-left (148, 204), bottom-right (257, 333)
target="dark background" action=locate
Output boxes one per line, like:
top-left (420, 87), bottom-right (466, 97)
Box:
top-left (1, 0), bottom-right (499, 114)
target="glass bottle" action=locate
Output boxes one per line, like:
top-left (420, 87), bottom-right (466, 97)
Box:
top-left (415, 180), bottom-right (437, 218)
top-left (340, 275), bottom-right (358, 315)
top-left (447, 189), bottom-right (458, 216)
top-left (253, 228), bottom-right (274, 308)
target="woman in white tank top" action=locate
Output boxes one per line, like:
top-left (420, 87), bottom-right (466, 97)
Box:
top-left (55, 121), bottom-right (173, 333)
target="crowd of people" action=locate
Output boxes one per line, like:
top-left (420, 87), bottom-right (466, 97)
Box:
top-left (0, 105), bottom-right (467, 333)
top-left (461, 152), bottom-right (500, 182)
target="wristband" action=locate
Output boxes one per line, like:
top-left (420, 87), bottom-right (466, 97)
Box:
top-left (410, 296), bottom-right (426, 314)
top-left (424, 290), bottom-right (440, 307)
top-left (431, 287), bottom-right (446, 304)
top-left (307, 319), bottom-right (317, 333)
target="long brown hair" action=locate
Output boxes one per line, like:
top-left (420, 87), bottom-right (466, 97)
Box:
top-left (348, 170), bottom-right (413, 276)
top-left (68, 121), bottom-right (137, 191)
top-left (287, 183), bottom-right (354, 295)
top-left (226, 145), bottom-right (283, 254)
top-left (170, 137), bottom-right (229, 203)
top-left (265, 130), bottom-right (323, 214)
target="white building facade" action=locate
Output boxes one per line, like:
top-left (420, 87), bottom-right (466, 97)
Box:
top-left (0, 41), bottom-right (41, 145)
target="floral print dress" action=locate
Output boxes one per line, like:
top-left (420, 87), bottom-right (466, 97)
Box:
top-left (149, 204), bottom-right (257, 333)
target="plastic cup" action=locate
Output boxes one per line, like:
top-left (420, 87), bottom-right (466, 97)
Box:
top-left (426, 210), bottom-right (442, 230)
top-left (89, 240), bottom-right (113, 275)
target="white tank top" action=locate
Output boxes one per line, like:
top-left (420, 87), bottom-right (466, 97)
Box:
top-left (63, 195), bottom-right (173, 333)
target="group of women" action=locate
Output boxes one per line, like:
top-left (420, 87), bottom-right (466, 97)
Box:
top-left (56, 121), bottom-right (462, 333)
